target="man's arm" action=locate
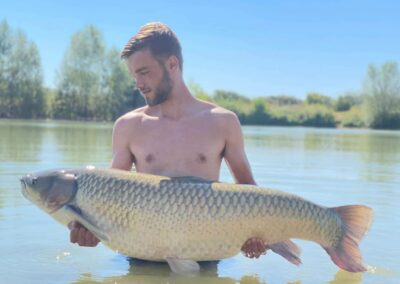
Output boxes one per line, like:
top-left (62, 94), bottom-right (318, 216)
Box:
top-left (69, 117), bottom-right (135, 247)
top-left (223, 111), bottom-right (255, 185)
top-left (222, 111), bottom-right (268, 258)
top-left (110, 117), bottom-right (135, 170)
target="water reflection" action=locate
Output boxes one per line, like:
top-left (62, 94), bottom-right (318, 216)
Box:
top-left (329, 270), bottom-right (362, 284)
top-left (73, 259), bottom-right (266, 284)
top-left (71, 258), bottom-right (365, 284)
top-left (0, 119), bottom-right (45, 162)
top-left (51, 122), bottom-right (112, 165)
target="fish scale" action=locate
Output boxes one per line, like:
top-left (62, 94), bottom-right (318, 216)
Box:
top-left (70, 169), bottom-right (327, 259)
top-left (21, 167), bottom-right (373, 272)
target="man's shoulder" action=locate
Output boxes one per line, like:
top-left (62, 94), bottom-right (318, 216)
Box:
top-left (114, 107), bottom-right (148, 129)
top-left (197, 99), bottom-right (238, 120)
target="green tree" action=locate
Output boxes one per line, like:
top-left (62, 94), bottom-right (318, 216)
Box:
top-left (335, 92), bottom-right (363, 112)
top-left (102, 48), bottom-right (143, 120)
top-left (213, 90), bottom-right (250, 103)
top-left (212, 90), bottom-right (251, 121)
top-left (0, 20), bottom-right (45, 118)
top-left (363, 61), bottom-right (400, 129)
top-left (54, 26), bottom-right (143, 120)
top-left (266, 95), bottom-right (302, 106)
top-left (54, 26), bottom-right (108, 119)
top-left (306, 92), bottom-right (333, 107)
top-left (246, 98), bottom-right (271, 125)
top-left (0, 20), bottom-right (12, 117)
top-left (188, 80), bottom-right (211, 101)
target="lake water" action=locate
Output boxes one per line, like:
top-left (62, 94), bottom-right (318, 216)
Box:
top-left (1, 119), bottom-right (399, 284)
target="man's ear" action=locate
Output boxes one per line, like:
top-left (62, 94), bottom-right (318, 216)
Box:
top-left (167, 55), bottom-right (179, 72)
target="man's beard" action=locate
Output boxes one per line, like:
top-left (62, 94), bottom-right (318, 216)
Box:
top-left (145, 67), bottom-right (173, 107)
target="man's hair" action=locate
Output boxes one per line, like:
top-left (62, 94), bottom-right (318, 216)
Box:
top-left (121, 22), bottom-right (183, 70)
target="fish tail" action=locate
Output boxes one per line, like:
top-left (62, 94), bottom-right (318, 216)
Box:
top-left (324, 205), bottom-right (373, 272)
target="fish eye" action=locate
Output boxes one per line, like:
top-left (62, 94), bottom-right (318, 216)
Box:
top-left (32, 177), bottom-right (38, 185)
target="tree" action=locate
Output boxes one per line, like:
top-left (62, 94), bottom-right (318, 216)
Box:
top-left (246, 98), bottom-right (271, 125)
top-left (54, 26), bottom-right (143, 120)
top-left (266, 95), bottom-right (302, 106)
top-left (0, 20), bottom-right (12, 117)
top-left (54, 26), bottom-right (108, 119)
top-left (0, 20), bottom-right (45, 118)
top-left (188, 80), bottom-right (211, 101)
top-left (363, 61), bottom-right (400, 129)
top-left (102, 48), bottom-right (143, 120)
top-left (306, 92), bottom-right (333, 107)
top-left (335, 92), bottom-right (363, 112)
top-left (213, 90), bottom-right (250, 103)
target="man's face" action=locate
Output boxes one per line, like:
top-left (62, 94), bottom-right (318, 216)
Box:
top-left (127, 49), bottom-right (173, 106)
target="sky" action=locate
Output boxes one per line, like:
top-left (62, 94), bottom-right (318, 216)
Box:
top-left (2, 0), bottom-right (400, 99)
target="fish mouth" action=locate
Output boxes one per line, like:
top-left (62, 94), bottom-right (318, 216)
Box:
top-left (20, 178), bottom-right (29, 198)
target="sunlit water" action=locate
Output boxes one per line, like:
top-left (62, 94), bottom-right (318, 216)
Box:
top-left (0, 120), bottom-right (399, 284)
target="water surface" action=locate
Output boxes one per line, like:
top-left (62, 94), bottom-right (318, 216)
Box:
top-left (1, 120), bottom-right (399, 283)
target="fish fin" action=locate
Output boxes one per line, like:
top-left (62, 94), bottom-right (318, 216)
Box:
top-left (324, 205), bottom-right (373, 272)
top-left (165, 257), bottom-right (200, 274)
top-left (269, 240), bottom-right (302, 266)
top-left (63, 204), bottom-right (110, 242)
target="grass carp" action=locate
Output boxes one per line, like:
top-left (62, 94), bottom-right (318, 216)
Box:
top-left (20, 166), bottom-right (373, 273)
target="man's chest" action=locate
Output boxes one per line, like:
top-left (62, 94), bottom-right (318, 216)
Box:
top-left (129, 119), bottom-right (226, 172)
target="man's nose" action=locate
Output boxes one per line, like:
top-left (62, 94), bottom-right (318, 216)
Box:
top-left (135, 77), bottom-right (145, 90)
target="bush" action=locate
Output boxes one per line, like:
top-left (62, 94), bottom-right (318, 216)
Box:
top-left (306, 92), bottom-right (333, 108)
top-left (335, 93), bottom-right (363, 112)
top-left (340, 106), bottom-right (367, 128)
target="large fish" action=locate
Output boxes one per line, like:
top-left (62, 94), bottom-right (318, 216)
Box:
top-left (20, 166), bottom-right (373, 273)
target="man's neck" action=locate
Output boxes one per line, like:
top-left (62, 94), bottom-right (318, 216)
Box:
top-left (156, 82), bottom-right (196, 120)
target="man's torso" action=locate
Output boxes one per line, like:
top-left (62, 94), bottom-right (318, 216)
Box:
top-left (123, 103), bottom-right (228, 181)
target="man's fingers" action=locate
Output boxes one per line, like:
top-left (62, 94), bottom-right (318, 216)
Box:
top-left (241, 238), bottom-right (268, 259)
top-left (70, 227), bottom-right (78, 243)
top-left (68, 221), bottom-right (99, 247)
top-left (86, 231), bottom-right (99, 247)
top-left (257, 240), bottom-right (267, 256)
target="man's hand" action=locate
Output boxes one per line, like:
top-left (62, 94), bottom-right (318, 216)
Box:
top-left (241, 237), bottom-right (268, 259)
top-left (68, 221), bottom-right (100, 247)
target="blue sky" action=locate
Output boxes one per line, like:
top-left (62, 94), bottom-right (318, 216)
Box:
top-left (2, 0), bottom-right (399, 98)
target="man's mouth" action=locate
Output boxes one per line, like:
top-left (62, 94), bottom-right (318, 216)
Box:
top-left (140, 89), bottom-right (151, 95)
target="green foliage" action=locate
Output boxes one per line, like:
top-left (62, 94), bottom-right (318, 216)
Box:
top-left (210, 91), bottom-right (336, 127)
top-left (266, 95), bottom-right (302, 106)
top-left (335, 93), bottom-right (363, 112)
top-left (54, 26), bottom-right (107, 119)
top-left (270, 104), bottom-right (336, 127)
top-left (363, 61), bottom-right (400, 129)
top-left (211, 90), bottom-right (252, 121)
top-left (245, 98), bottom-right (272, 125)
top-left (340, 106), bottom-right (367, 128)
top-left (53, 26), bottom-right (143, 120)
top-left (2, 21), bottom-right (399, 131)
top-left (188, 80), bottom-right (212, 101)
top-left (306, 92), bottom-right (333, 107)
top-left (213, 90), bottom-right (251, 103)
top-left (0, 20), bottom-right (45, 118)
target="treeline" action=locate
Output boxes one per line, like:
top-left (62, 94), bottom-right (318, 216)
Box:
top-left (1, 20), bottom-right (400, 129)
top-left (191, 63), bottom-right (400, 129)
top-left (0, 20), bottom-right (144, 121)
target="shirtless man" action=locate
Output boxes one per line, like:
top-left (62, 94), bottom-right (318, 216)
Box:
top-left (69, 22), bottom-right (268, 259)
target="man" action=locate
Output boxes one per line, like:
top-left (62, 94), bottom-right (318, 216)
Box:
top-left (69, 22), bottom-right (268, 259)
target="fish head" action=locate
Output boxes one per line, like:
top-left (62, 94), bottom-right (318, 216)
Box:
top-left (20, 169), bottom-right (78, 214)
